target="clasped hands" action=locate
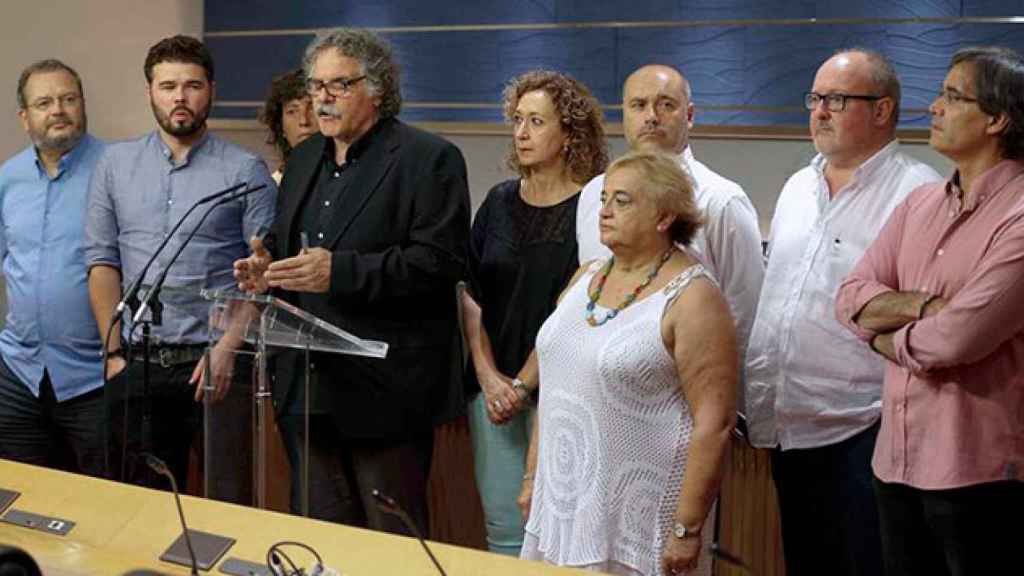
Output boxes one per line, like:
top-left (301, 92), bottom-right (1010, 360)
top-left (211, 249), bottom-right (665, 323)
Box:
top-left (479, 368), bottom-right (530, 425)
top-left (233, 236), bottom-right (332, 294)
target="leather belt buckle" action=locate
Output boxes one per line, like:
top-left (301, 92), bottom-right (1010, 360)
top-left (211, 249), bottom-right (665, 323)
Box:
top-left (158, 348), bottom-right (174, 368)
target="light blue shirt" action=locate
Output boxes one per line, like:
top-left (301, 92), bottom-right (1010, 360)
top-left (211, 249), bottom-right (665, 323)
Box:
top-left (0, 134), bottom-right (106, 401)
top-left (85, 131), bottom-right (277, 345)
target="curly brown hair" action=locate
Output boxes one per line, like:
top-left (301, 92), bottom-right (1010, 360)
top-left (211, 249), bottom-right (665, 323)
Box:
top-left (502, 70), bottom-right (608, 183)
top-left (258, 69), bottom-right (308, 161)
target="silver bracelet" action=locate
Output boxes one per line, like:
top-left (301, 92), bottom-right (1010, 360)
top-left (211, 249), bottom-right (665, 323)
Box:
top-left (512, 377), bottom-right (529, 394)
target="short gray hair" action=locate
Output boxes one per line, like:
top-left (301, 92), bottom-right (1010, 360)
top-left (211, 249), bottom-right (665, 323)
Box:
top-left (17, 59), bottom-right (83, 110)
top-left (835, 47), bottom-right (902, 126)
top-left (303, 28), bottom-right (402, 119)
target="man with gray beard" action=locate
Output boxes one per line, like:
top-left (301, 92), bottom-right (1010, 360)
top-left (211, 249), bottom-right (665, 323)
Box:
top-left (234, 28), bottom-right (470, 536)
top-left (0, 60), bottom-right (106, 476)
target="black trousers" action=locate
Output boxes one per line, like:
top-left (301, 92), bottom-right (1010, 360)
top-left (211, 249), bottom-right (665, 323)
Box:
top-left (770, 422), bottom-right (883, 576)
top-left (0, 356), bottom-right (104, 477)
top-left (281, 413), bottom-right (433, 538)
top-left (874, 477), bottom-right (1024, 576)
top-left (105, 355), bottom-right (253, 505)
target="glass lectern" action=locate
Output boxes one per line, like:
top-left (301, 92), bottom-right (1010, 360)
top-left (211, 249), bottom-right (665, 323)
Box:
top-left (200, 288), bottom-right (388, 513)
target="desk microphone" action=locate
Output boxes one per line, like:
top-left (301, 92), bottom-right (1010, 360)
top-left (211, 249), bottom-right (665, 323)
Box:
top-left (134, 184), bottom-right (268, 325)
top-left (371, 489), bottom-right (447, 576)
top-left (144, 453), bottom-right (199, 576)
top-left (116, 182), bottom-right (247, 319)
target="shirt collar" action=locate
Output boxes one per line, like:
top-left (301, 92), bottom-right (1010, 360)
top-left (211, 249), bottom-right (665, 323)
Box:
top-left (31, 133), bottom-right (94, 180)
top-left (946, 159), bottom-right (1024, 212)
top-left (152, 129), bottom-right (211, 167)
top-left (321, 118), bottom-right (385, 167)
top-left (680, 145), bottom-right (695, 167)
top-left (810, 139), bottom-right (900, 196)
top-left (812, 139), bottom-right (899, 179)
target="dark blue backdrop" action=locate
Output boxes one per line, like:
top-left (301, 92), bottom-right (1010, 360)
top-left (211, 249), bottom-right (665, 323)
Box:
top-left (205, 1), bottom-right (1024, 129)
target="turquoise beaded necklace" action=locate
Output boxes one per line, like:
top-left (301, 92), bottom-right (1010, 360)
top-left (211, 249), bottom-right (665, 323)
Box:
top-left (585, 248), bottom-right (674, 327)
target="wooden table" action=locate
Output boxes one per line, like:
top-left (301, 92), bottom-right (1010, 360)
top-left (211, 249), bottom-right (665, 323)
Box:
top-left (0, 459), bottom-right (585, 575)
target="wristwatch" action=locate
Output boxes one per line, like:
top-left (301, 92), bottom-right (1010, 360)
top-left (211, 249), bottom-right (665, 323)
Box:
top-left (673, 521), bottom-right (702, 539)
top-left (512, 378), bottom-right (529, 394)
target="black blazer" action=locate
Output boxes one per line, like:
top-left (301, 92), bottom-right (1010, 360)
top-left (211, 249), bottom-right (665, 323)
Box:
top-left (270, 118), bottom-right (471, 439)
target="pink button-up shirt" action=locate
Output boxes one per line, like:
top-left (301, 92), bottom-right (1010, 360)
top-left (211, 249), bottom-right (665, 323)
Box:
top-left (836, 160), bottom-right (1024, 490)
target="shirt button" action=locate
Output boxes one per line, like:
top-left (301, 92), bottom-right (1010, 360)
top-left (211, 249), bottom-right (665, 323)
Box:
top-left (324, 200), bottom-right (331, 207)
top-left (317, 232), bottom-right (324, 239)
top-left (167, 200), bottom-right (173, 205)
top-left (896, 404), bottom-right (903, 412)
top-left (333, 171), bottom-right (340, 178)
top-left (937, 249), bottom-right (944, 256)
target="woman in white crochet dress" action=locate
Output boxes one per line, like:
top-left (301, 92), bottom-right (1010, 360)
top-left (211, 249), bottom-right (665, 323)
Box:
top-left (518, 150), bottom-right (737, 575)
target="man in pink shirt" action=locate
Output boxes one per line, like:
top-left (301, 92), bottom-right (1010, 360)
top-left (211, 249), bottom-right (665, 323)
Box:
top-left (837, 46), bottom-right (1024, 576)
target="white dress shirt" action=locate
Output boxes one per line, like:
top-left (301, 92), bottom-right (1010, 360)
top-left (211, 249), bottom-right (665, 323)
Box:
top-left (577, 146), bottom-right (765, 402)
top-left (744, 140), bottom-right (942, 450)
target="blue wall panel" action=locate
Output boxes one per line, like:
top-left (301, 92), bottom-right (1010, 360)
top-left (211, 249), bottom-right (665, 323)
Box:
top-left (206, 1), bottom-right (1024, 129)
top-left (207, 0), bottom-right (1013, 31)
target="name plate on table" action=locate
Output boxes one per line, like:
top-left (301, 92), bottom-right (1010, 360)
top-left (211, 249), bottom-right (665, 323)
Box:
top-left (1, 508), bottom-right (75, 536)
top-left (219, 557), bottom-right (274, 576)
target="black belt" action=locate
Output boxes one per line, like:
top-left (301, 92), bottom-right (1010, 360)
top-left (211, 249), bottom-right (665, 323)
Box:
top-left (130, 345), bottom-right (207, 368)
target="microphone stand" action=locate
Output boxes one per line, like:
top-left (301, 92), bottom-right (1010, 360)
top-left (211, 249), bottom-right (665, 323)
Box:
top-left (103, 182), bottom-right (246, 481)
top-left (115, 184), bottom-right (263, 486)
top-left (133, 184), bottom-right (267, 327)
top-left (371, 489), bottom-right (447, 576)
top-left (117, 182), bottom-right (247, 319)
top-left (145, 454), bottom-right (199, 576)
top-left (132, 186), bottom-right (265, 470)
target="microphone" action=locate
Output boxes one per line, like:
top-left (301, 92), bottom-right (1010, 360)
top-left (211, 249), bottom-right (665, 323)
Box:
top-left (144, 453), bottom-right (199, 576)
top-left (371, 489), bottom-right (447, 576)
top-left (133, 184), bottom-right (267, 325)
top-left (115, 182), bottom-right (247, 318)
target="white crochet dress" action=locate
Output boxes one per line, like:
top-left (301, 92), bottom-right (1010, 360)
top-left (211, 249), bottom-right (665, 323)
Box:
top-left (521, 261), bottom-right (715, 576)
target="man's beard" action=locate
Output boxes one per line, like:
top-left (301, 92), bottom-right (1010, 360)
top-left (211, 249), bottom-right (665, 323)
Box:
top-left (153, 102), bottom-right (209, 138)
top-left (32, 116), bottom-right (86, 154)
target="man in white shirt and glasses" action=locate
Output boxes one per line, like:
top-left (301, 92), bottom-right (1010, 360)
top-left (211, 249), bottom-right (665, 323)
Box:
top-left (744, 48), bottom-right (942, 576)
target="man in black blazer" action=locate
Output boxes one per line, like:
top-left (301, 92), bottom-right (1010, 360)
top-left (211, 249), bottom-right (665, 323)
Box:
top-left (234, 28), bottom-right (470, 536)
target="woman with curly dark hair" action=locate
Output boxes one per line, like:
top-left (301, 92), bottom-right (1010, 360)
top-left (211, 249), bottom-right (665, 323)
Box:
top-left (460, 69), bottom-right (608, 556)
top-left (258, 69), bottom-right (316, 183)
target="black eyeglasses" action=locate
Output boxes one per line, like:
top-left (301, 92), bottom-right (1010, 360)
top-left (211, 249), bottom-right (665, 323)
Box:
top-left (804, 92), bottom-right (884, 112)
top-left (936, 88), bottom-right (979, 106)
top-left (305, 75), bottom-right (367, 98)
